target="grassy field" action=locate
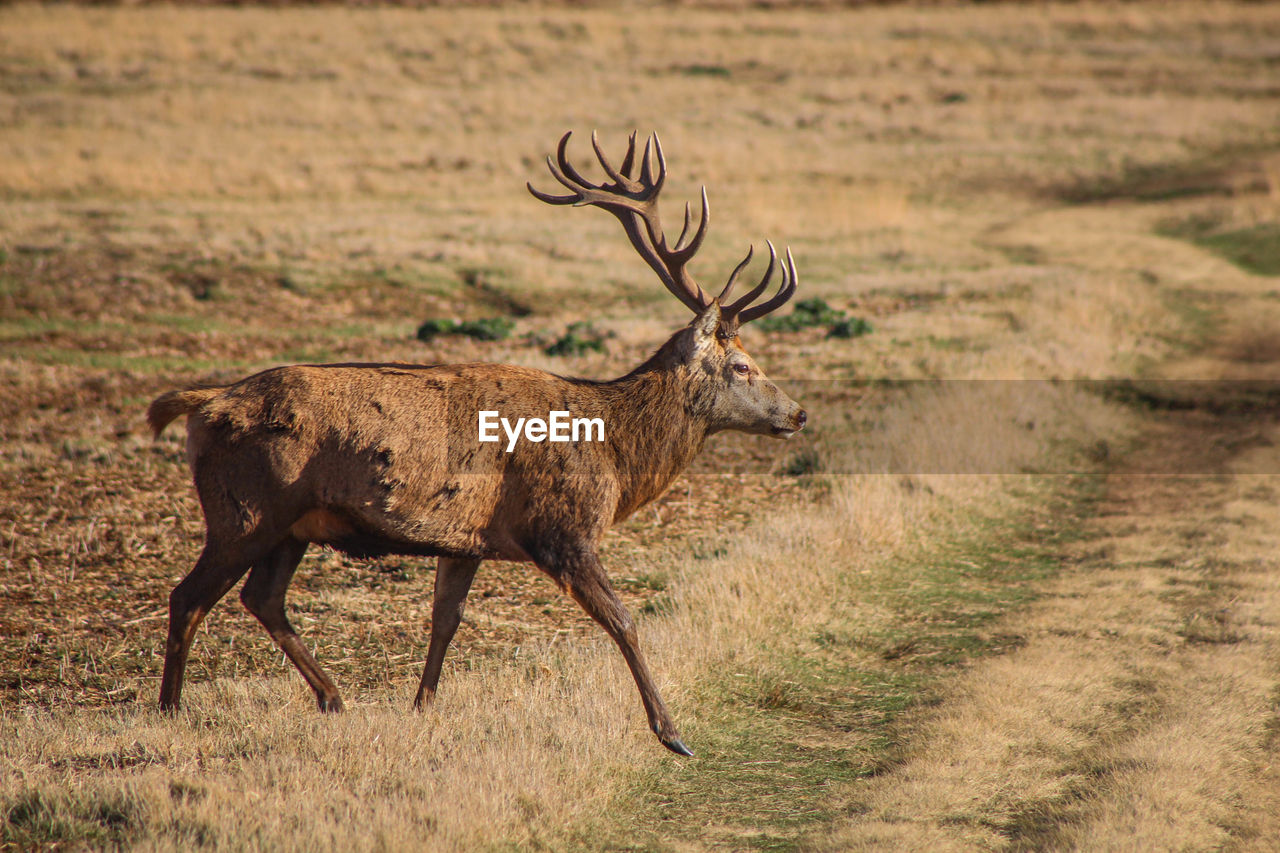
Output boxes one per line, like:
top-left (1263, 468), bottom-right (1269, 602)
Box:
top-left (2, 1), bottom-right (1280, 849)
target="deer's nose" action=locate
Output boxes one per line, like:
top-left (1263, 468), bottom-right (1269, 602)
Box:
top-left (795, 409), bottom-right (808, 428)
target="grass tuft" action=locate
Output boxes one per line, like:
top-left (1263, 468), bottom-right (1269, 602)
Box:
top-left (1159, 217), bottom-right (1280, 277)
top-left (415, 316), bottom-right (515, 343)
top-left (779, 446), bottom-right (823, 476)
top-left (544, 321), bottom-right (609, 357)
top-left (758, 297), bottom-right (872, 339)
top-left (3, 788), bottom-right (140, 850)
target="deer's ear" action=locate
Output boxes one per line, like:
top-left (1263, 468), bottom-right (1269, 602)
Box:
top-left (691, 301), bottom-right (722, 339)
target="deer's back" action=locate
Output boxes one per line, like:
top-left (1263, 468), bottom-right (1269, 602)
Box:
top-left (182, 362), bottom-right (622, 562)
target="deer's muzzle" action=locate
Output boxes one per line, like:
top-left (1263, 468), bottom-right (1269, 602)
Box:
top-left (771, 405), bottom-right (807, 438)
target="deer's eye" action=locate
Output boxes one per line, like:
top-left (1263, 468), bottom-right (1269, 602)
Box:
top-left (733, 363), bottom-right (750, 376)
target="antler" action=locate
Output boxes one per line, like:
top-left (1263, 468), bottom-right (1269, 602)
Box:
top-left (528, 131), bottom-right (798, 327)
top-left (529, 130), bottom-right (711, 312)
top-left (716, 241), bottom-right (799, 333)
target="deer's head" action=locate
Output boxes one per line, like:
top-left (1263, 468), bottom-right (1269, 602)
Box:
top-left (679, 296), bottom-right (806, 437)
top-left (530, 131), bottom-right (807, 439)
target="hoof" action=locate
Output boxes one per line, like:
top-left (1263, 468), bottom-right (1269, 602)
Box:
top-left (318, 695), bottom-right (345, 713)
top-left (661, 736), bottom-right (694, 757)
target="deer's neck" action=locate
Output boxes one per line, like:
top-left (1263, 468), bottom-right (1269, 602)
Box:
top-left (600, 365), bottom-right (709, 523)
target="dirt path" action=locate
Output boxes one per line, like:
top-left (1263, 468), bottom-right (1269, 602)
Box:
top-left (816, 388), bottom-right (1280, 848)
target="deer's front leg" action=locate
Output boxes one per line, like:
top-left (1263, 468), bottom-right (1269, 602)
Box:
top-left (548, 549), bottom-right (692, 757)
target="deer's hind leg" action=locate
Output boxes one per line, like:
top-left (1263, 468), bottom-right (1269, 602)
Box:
top-left (414, 556), bottom-right (481, 709)
top-left (159, 535), bottom-right (272, 711)
top-left (240, 536), bottom-right (345, 712)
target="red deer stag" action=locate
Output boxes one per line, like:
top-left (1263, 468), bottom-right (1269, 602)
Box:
top-left (148, 131), bottom-right (806, 755)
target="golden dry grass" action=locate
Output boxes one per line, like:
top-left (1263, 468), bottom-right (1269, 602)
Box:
top-left (2, 1), bottom-right (1280, 849)
top-left (816, 400), bottom-right (1280, 851)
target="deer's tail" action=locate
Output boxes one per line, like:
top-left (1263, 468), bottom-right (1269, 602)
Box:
top-left (147, 387), bottom-right (223, 437)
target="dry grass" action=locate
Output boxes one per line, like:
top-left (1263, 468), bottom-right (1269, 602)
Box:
top-left (816, 404), bottom-right (1280, 852)
top-left (2, 1), bottom-right (1279, 849)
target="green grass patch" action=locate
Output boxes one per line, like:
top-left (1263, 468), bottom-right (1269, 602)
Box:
top-left (145, 313), bottom-right (235, 335)
top-left (757, 298), bottom-right (872, 339)
top-left (415, 316), bottom-right (515, 343)
top-left (1158, 217), bottom-right (1280, 277)
top-left (0, 317), bottom-right (146, 342)
top-left (544, 321), bottom-right (609, 357)
top-left (922, 333), bottom-right (985, 353)
top-left (582, 474), bottom-right (1104, 850)
top-left (676, 64), bottom-right (732, 78)
top-left (0, 344), bottom-right (238, 374)
top-left (1157, 286), bottom-right (1221, 352)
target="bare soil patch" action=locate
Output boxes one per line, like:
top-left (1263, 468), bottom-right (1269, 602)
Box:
top-left (0, 242), bottom-right (813, 711)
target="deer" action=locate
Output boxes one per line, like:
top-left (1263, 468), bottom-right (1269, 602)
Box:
top-left (147, 131), bottom-right (807, 756)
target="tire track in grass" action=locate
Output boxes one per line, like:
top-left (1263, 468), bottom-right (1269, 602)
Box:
top-left (814, 397), bottom-right (1280, 851)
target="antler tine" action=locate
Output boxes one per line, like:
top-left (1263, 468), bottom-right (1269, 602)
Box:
top-left (619, 130), bottom-right (637, 178)
top-left (670, 187), bottom-right (709, 260)
top-left (555, 131), bottom-right (595, 190)
top-left (591, 129), bottom-right (634, 188)
top-left (675, 202), bottom-right (693, 251)
top-left (526, 133), bottom-right (582, 205)
top-left (540, 146), bottom-right (591, 200)
top-left (736, 245), bottom-right (799, 325)
top-left (526, 175), bottom-right (579, 205)
top-left (716, 245), bottom-right (755, 303)
top-left (723, 240), bottom-right (779, 319)
top-left (647, 133), bottom-right (667, 195)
